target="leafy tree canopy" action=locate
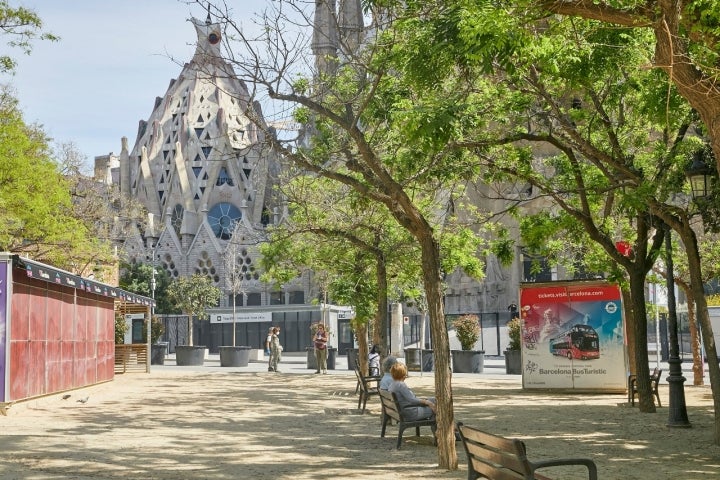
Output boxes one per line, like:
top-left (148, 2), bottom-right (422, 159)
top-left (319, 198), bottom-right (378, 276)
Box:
top-left (0, 87), bottom-right (107, 270)
top-left (0, 0), bottom-right (58, 74)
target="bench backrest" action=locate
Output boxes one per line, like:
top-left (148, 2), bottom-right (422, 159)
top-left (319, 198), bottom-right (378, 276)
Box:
top-left (379, 390), bottom-right (403, 423)
top-left (355, 368), bottom-right (377, 394)
top-left (458, 423), bottom-right (533, 480)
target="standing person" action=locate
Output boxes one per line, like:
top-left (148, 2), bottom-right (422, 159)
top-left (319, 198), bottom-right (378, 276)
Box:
top-left (269, 327), bottom-right (283, 372)
top-left (264, 327), bottom-right (273, 357)
top-left (368, 345), bottom-right (381, 376)
top-left (379, 356), bottom-right (398, 390)
top-left (388, 362), bottom-right (436, 421)
top-left (313, 323), bottom-right (328, 374)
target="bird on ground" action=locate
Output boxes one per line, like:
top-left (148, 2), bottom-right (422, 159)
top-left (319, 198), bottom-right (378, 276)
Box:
top-left (61, 394), bottom-right (71, 400)
top-left (77, 397), bottom-right (89, 404)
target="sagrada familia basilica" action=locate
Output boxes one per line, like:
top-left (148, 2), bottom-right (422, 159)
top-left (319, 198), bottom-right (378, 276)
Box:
top-left (94, 2), bottom-right (530, 349)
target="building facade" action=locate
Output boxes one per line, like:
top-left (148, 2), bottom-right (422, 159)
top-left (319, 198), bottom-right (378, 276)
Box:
top-left (93, 5), bottom-right (560, 354)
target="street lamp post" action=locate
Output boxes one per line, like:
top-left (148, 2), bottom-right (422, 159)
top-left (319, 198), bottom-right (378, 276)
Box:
top-left (664, 226), bottom-right (691, 427)
top-left (151, 267), bottom-right (156, 315)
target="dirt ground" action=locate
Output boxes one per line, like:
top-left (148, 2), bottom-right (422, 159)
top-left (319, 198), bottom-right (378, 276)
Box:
top-left (1, 367), bottom-right (718, 479)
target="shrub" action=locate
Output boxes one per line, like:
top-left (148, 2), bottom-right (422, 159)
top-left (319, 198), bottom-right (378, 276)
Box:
top-left (142, 316), bottom-right (166, 344)
top-left (453, 314), bottom-right (480, 351)
top-left (114, 313), bottom-right (128, 344)
top-left (507, 317), bottom-right (521, 351)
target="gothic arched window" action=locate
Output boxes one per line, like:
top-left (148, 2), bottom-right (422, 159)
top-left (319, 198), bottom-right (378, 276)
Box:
top-left (171, 204), bottom-right (183, 236)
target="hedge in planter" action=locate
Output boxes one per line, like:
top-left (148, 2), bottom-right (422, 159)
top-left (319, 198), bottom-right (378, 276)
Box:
top-left (452, 314), bottom-right (484, 373)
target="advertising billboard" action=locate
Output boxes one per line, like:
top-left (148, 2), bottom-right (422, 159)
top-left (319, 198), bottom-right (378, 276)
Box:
top-left (520, 281), bottom-right (627, 391)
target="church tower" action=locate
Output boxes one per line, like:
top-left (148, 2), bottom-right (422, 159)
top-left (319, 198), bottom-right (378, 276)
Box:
top-left (117, 14), bottom-right (283, 303)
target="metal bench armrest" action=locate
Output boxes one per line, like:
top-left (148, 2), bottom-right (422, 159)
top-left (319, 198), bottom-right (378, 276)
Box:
top-left (531, 458), bottom-right (598, 480)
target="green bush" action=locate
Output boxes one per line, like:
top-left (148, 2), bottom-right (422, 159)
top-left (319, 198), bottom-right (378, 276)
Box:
top-left (114, 314), bottom-right (128, 344)
top-left (142, 316), bottom-right (166, 344)
top-left (453, 314), bottom-right (480, 351)
top-left (507, 317), bottom-right (521, 351)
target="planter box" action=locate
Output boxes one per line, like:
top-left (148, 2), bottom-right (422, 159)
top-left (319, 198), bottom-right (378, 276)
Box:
top-left (175, 345), bottom-right (207, 366)
top-left (151, 344), bottom-right (167, 365)
top-left (219, 346), bottom-right (252, 367)
top-left (306, 347), bottom-right (337, 370)
top-left (346, 348), bottom-right (358, 370)
top-left (451, 350), bottom-right (484, 373)
top-left (504, 349), bottom-right (522, 374)
top-left (404, 348), bottom-right (434, 372)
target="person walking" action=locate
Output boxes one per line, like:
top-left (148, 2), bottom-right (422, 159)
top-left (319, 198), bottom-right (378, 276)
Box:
top-left (313, 323), bottom-right (328, 374)
top-left (269, 327), bottom-right (283, 372)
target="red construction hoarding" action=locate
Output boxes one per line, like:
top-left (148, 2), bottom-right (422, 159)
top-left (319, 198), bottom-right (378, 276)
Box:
top-left (0, 254), bottom-right (154, 404)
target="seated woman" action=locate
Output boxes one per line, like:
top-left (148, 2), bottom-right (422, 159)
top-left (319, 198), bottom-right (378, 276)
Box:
top-left (379, 356), bottom-right (398, 390)
top-left (388, 362), bottom-right (436, 421)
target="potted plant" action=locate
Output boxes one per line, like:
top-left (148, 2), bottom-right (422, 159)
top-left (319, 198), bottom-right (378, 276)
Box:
top-left (143, 316), bottom-right (167, 365)
top-left (451, 314), bottom-right (485, 373)
top-left (166, 274), bottom-right (222, 366)
top-left (505, 316), bottom-right (522, 374)
top-left (218, 243), bottom-right (253, 367)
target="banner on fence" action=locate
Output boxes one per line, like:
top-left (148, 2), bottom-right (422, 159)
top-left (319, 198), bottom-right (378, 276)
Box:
top-left (212, 312), bottom-right (272, 323)
top-left (519, 281), bottom-right (627, 392)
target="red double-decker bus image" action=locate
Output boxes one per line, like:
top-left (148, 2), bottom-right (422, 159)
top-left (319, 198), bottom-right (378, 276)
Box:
top-left (549, 324), bottom-right (600, 360)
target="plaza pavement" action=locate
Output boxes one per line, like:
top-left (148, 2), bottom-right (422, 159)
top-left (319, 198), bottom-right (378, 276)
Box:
top-left (0, 352), bottom-right (716, 479)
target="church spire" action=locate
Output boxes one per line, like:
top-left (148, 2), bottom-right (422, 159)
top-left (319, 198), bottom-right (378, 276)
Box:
top-left (338, 0), bottom-right (363, 52)
top-left (190, 10), bottom-right (223, 66)
top-left (312, 0), bottom-right (338, 75)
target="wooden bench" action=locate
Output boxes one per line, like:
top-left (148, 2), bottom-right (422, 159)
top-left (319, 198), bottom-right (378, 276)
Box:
top-left (354, 367), bottom-right (380, 412)
top-left (354, 358), bottom-right (381, 394)
top-left (457, 423), bottom-right (598, 480)
top-left (379, 390), bottom-right (437, 449)
top-left (628, 367), bottom-right (662, 407)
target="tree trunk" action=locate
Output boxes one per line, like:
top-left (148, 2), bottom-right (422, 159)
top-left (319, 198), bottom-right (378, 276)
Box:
top-left (680, 223), bottom-right (720, 444)
top-left (355, 321), bottom-right (369, 376)
top-left (677, 281), bottom-right (704, 386)
top-left (418, 233), bottom-right (457, 469)
top-left (187, 314), bottom-right (193, 347)
top-left (622, 286), bottom-right (636, 377)
top-left (375, 254), bottom-right (389, 356)
top-left (628, 268), bottom-right (656, 413)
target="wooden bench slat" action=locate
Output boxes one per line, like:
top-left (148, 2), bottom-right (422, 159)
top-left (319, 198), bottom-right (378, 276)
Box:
top-left (464, 440), bottom-right (527, 474)
top-left (468, 459), bottom-right (526, 480)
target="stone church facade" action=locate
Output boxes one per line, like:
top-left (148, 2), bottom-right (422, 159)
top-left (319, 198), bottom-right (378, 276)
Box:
top-left (93, 5), bottom-right (557, 348)
top-left (94, 14), bottom-right (311, 309)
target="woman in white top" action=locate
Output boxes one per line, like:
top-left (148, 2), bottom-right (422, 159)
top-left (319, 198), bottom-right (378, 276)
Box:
top-left (368, 345), bottom-right (381, 376)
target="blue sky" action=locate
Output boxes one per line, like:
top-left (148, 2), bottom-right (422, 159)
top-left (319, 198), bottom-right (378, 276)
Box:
top-left (7, 0), bottom-right (268, 169)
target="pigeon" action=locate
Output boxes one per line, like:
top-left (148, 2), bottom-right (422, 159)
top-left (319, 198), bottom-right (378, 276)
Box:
top-left (76, 396), bottom-right (89, 404)
top-left (61, 394), bottom-right (71, 400)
